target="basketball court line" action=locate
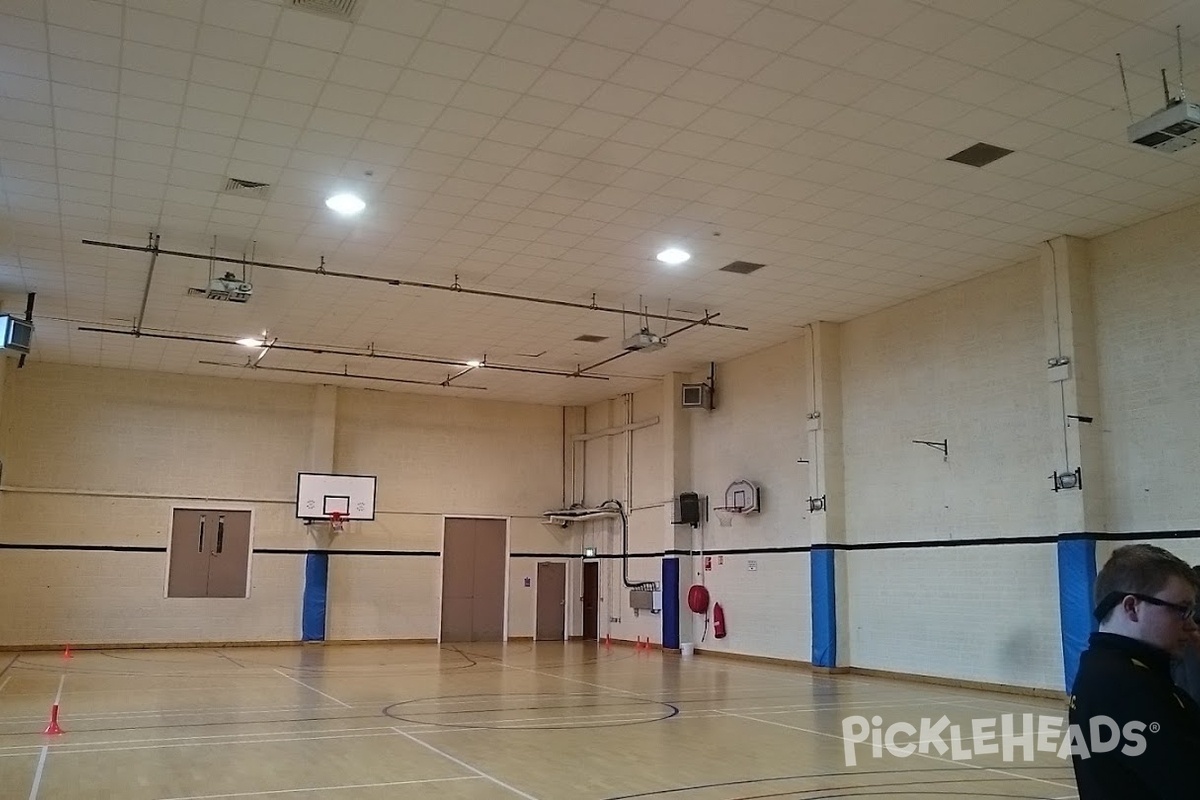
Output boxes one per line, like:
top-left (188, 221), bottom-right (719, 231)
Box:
top-left (154, 775), bottom-right (482, 800)
top-left (272, 668), bottom-right (351, 708)
top-left (0, 676), bottom-right (11, 695)
top-left (391, 726), bottom-right (540, 800)
top-left (717, 710), bottom-right (1077, 791)
top-left (26, 674), bottom-right (64, 800)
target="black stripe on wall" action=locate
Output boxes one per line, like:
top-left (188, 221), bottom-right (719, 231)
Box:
top-left (4, 530), bottom-right (1198, 557)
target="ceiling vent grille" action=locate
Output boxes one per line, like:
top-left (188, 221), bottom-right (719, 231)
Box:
top-left (720, 260), bottom-right (766, 275)
top-left (946, 142), bottom-right (1013, 168)
top-left (288, 0), bottom-right (361, 22)
top-left (222, 178), bottom-right (272, 200)
top-left (574, 334), bottom-right (608, 343)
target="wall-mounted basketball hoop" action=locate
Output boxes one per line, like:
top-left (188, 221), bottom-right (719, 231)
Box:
top-left (713, 479), bottom-right (761, 526)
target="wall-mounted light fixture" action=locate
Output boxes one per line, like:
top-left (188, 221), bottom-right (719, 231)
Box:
top-left (808, 495), bottom-right (826, 513)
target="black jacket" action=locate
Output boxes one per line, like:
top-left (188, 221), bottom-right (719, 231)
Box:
top-left (1069, 632), bottom-right (1200, 799)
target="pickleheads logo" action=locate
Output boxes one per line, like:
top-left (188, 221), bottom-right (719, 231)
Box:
top-left (840, 714), bottom-right (1152, 766)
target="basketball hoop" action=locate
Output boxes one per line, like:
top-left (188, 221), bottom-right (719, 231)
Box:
top-left (328, 511), bottom-right (344, 533)
top-left (714, 507), bottom-right (741, 528)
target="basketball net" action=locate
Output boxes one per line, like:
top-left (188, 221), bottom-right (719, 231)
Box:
top-left (329, 512), bottom-right (345, 533)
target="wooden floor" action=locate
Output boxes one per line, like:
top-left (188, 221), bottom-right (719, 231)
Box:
top-left (0, 642), bottom-right (1077, 799)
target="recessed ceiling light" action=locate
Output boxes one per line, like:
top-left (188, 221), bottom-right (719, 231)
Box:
top-left (236, 337), bottom-right (265, 347)
top-left (657, 248), bottom-right (690, 265)
top-left (466, 359), bottom-right (482, 368)
top-left (325, 193), bottom-right (365, 215)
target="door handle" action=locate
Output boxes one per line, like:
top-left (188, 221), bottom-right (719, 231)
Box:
top-left (198, 515), bottom-right (206, 552)
top-left (214, 515), bottom-right (225, 554)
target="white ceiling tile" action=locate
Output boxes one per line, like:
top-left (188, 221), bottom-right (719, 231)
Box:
top-left (528, 70), bottom-right (603, 104)
top-left (638, 24), bottom-right (723, 68)
top-left (732, 8), bottom-right (819, 53)
top-left (986, 0), bottom-right (1085, 39)
top-left (124, 9), bottom-right (198, 51)
top-left (197, 26), bottom-right (271, 67)
top-left (467, 55), bottom-right (544, 94)
top-left (829, 0), bottom-right (924, 37)
top-left (45, 0), bottom-right (121, 37)
top-left (52, 84), bottom-right (117, 116)
top-left (201, 0), bottom-right (279, 36)
top-left (514, 0), bottom-right (600, 38)
top-left (671, 0), bottom-right (760, 37)
top-left (936, 25), bottom-right (1026, 65)
top-left (330, 57), bottom-right (401, 93)
top-left (696, 40), bottom-right (778, 80)
top-left (274, 10), bottom-right (351, 51)
top-left (47, 26), bottom-right (118, 66)
top-left (553, 41), bottom-right (630, 81)
top-left (426, 7), bottom-right (506, 52)
top-left (576, 9), bottom-right (663, 52)
top-left (609, 55), bottom-right (688, 93)
top-left (790, 25), bottom-right (874, 67)
top-left (988, 41), bottom-right (1075, 82)
top-left (489, 24), bottom-right (569, 67)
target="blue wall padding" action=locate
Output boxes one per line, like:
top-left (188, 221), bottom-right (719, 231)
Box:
top-left (1058, 537), bottom-right (1097, 692)
top-left (811, 547), bottom-right (836, 667)
top-left (302, 552), bottom-right (329, 642)
top-left (662, 557), bottom-right (680, 649)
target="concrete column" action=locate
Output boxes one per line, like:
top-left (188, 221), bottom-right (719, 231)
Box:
top-left (661, 372), bottom-right (693, 649)
top-left (1042, 235), bottom-right (1105, 692)
top-left (807, 322), bottom-right (848, 669)
top-left (1042, 236), bottom-right (1106, 533)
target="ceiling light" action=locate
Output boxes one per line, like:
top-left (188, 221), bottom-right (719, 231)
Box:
top-left (466, 359), bottom-right (482, 368)
top-left (657, 248), bottom-right (690, 265)
top-left (236, 337), bottom-right (265, 347)
top-left (325, 193), bottom-right (365, 215)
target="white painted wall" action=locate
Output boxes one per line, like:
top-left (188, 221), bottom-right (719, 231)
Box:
top-left (0, 364), bottom-right (566, 646)
top-left (687, 338), bottom-right (812, 661)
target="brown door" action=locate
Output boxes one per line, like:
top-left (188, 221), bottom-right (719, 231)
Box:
top-left (441, 518), bottom-right (507, 642)
top-left (535, 562), bottom-right (566, 641)
top-left (205, 511), bottom-right (252, 597)
top-left (168, 509), bottom-right (210, 598)
top-left (582, 561), bottom-right (599, 641)
top-left (440, 518), bottom-right (475, 642)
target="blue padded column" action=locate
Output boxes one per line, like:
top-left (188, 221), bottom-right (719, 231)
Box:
top-left (811, 547), bottom-right (836, 667)
top-left (662, 556), bottom-right (680, 650)
top-left (302, 552), bottom-right (329, 642)
top-left (1058, 536), bottom-right (1097, 692)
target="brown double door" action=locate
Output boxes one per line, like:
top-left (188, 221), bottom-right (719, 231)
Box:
top-left (167, 509), bottom-right (252, 598)
top-left (440, 518), bottom-right (506, 642)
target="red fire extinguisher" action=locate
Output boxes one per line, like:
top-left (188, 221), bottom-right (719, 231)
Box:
top-left (712, 602), bottom-right (727, 639)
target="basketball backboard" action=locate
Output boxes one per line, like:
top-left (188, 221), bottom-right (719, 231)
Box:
top-left (296, 472), bottom-right (376, 521)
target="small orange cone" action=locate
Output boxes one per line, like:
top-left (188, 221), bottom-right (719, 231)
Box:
top-left (43, 704), bottom-right (64, 735)
top-left (62, 644), bottom-right (72, 660)
top-left (604, 633), bottom-right (612, 651)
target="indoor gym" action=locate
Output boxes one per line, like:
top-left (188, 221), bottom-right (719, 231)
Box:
top-left (3, 0), bottom-right (1200, 798)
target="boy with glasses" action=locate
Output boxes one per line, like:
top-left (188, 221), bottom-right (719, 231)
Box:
top-left (1070, 544), bottom-right (1200, 799)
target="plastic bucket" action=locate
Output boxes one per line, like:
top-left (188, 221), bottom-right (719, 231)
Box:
top-left (680, 643), bottom-right (696, 657)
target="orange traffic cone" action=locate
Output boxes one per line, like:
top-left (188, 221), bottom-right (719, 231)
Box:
top-left (62, 644), bottom-right (72, 660)
top-left (604, 633), bottom-right (612, 651)
top-left (43, 704), bottom-right (64, 735)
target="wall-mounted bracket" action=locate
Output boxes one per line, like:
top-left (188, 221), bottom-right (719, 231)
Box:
top-left (807, 495), bottom-right (826, 513)
top-left (913, 439), bottom-right (948, 461)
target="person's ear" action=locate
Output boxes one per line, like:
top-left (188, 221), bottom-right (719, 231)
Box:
top-left (1122, 594), bottom-right (1140, 621)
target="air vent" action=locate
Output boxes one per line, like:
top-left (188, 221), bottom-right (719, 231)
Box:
top-left (720, 260), bottom-right (766, 275)
top-left (222, 178), bottom-right (271, 200)
top-left (574, 334), bottom-right (608, 343)
top-left (289, 0), bottom-right (361, 21)
top-left (946, 142), bottom-right (1013, 168)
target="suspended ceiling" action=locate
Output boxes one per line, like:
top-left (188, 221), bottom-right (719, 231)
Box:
top-left (2, 0), bottom-right (1200, 405)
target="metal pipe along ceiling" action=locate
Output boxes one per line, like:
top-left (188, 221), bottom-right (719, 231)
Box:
top-left (77, 326), bottom-right (613, 381)
top-left (81, 238), bottom-right (750, 332)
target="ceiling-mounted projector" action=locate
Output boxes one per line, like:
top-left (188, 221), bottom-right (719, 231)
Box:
top-left (1128, 100), bottom-right (1200, 152)
top-left (622, 329), bottom-right (667, 352)
top-left (199, 272), bottom-right (252, 302)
